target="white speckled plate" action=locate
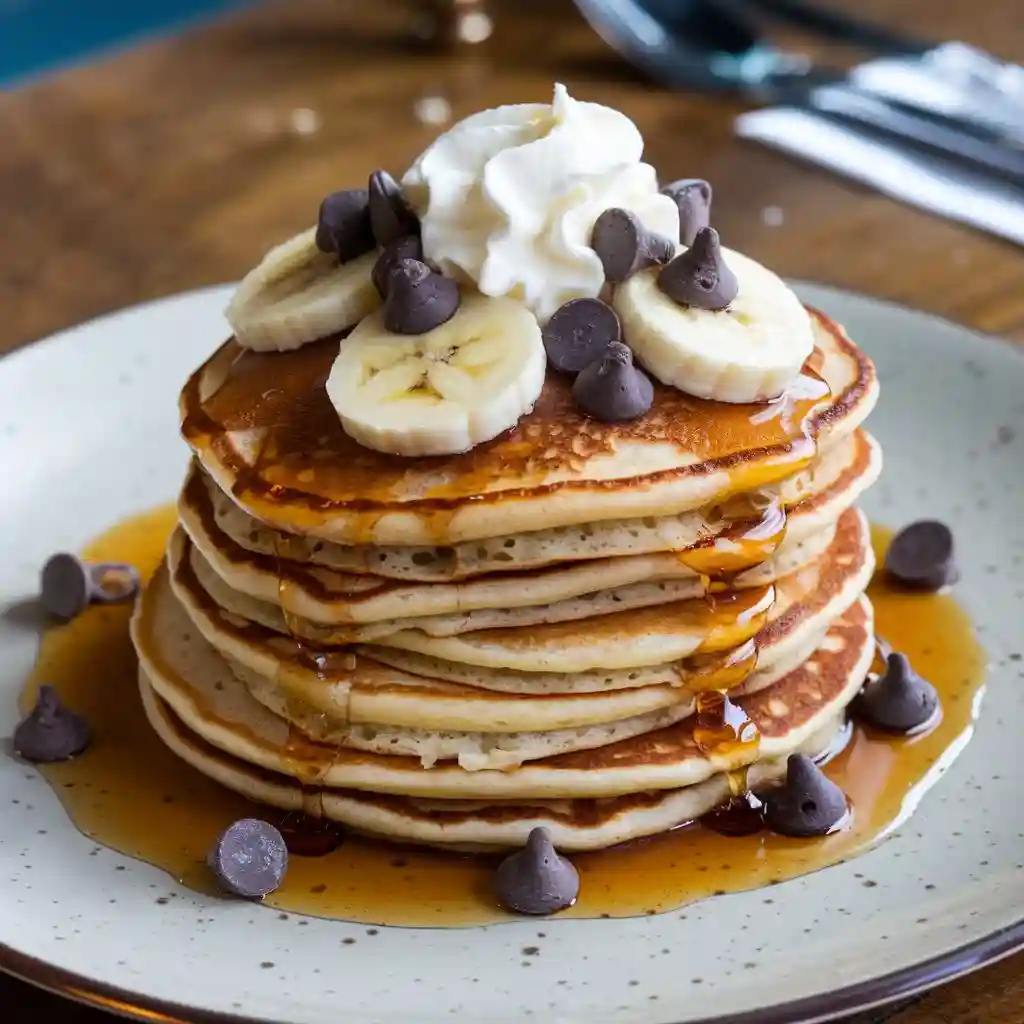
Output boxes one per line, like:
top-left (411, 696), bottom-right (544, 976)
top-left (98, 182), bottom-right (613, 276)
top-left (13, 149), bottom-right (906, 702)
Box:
top-left (1, 284), bottom-right (1022, 1024)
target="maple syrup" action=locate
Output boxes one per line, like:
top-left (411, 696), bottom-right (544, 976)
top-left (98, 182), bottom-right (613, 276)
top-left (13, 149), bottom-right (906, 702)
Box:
top-left (18, 515), bottom-right (985, 927)
top-left (179, 332), bottom-right (834, 543)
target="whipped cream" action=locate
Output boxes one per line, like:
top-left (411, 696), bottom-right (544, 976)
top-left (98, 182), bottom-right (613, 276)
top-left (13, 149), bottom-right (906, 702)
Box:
top-left (402, 84), bottom-right (679, 322)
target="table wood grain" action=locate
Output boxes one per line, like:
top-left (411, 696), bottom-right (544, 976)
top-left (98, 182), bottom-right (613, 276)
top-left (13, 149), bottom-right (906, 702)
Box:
top-left (1, 1), bottom-right (1022, 1021)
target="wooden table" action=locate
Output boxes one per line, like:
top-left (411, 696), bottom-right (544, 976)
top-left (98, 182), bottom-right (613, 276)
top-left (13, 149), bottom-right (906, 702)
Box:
top-left (1, 1), bottom-right (1022, 1020)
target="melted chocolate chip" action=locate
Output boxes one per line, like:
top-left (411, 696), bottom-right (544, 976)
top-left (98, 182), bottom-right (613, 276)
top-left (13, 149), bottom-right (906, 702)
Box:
top-left (315, 189), bottom-right (375, 262)
top-left (542, 298), bottom-right (621, 373)
top-left (368, 170), bottom-right (419, 248)
top-left (855, 652), bottom-right (940, 733)
top-left (372, 235), bottom-right (423, 298)
top-left (40, 553), bottom-right (139, 622)
top-left (384, 259), bottom-right (460, 335)
top-left (573, 341), bottom-right (653, 422)
top-left (657, 227), bottom-right (738, 311)
top-left (884, 520), bottom-right (958, 591)
top-left (661, 179), bottom-right (712, 246)
top-left (208, 819), bottom-right (288, 899)
top-left (763, 754), bottom-right (848, 838)
top-left (591, 208), bottom-right (675, 283)
top-left (14, 685), bottom-right (90, 763)
top-left (495, 827), bottom-right (579, 916)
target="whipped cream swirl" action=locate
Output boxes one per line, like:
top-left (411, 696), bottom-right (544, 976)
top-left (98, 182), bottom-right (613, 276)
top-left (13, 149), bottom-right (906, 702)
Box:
top-left (402, 84), bottom-right (679, 322)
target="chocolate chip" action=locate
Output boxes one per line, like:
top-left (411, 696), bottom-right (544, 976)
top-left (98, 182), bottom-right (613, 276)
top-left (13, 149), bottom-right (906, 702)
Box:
top-left (384, 259), bottom-right (460, 335)
top-left (763, 754), bottom-right (848, 838)
top-left (884, 520), bottom-right (958, 591)
top-left (495, 827), bottom-right (579, 916)
top-left (591, 208), bottom-right (675, 283)
top-left (661, 179), bottom-right (712, 245)
top-left (315, 189), bottom-right (374, 262)
top-left (40, 553), bottom-right (140, 622)
top-left (372, 235), bottom-right (423, 298)
top-left (14, 685), bottom-right (90, 763)
top-left (368, 170), bottom-right (419, 248)
top-left (208, 819), bottom-right (288, 899)
top-left (542, 298), bottom-right (621, 373)
top-left (657, 227), bottom-right (738, 311)
top-left (855, 653), bottom-right (940, 733)
top-left (573, 341), bottom-right (653, 422)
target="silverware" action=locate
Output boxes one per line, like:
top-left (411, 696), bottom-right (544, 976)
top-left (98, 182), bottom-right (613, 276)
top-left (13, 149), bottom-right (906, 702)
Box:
top-left (573, 0), bottom-right (1024, 189)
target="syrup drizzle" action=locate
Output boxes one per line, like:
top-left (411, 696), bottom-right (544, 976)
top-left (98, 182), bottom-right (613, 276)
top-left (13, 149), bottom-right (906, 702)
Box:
top-left (17, 512), bottom-right (986, 925)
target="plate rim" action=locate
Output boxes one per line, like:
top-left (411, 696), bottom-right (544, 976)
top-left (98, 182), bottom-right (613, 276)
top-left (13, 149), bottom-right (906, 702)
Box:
top-left (4, 919), bottom-right (1022, 1024)
top-left (2, 281), bottom-right (1022, 1024)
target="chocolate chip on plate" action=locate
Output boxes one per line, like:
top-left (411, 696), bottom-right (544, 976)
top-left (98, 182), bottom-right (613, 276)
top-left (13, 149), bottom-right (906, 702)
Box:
top-left (884, 520), bottom-right (958, 591)
top-left (208, 819), bottom-right (289, 899)
top-left (384, 259), bottom-right (460, 335)
top-left (573, 341), bottom-right (653, 422)
top-left (591, 208), bottom-right (676, 284)
top-left (495, 827), bottom-right (580, 915)
top-left (661, 178), bottom-right (712, 246)
top-left (40, 553), bottom-right (140, 622)
top-left (658, 227), bottom-right (738, 311)
top-left (14, 685), bottom-right (90, 763)
top-left (762, 753), bottom-right (849, 838)
top-left (855, 652), bottom-right (940, 733)
top-left (372, 235), bottom-right (423, 298)
top-left (542, 298), bottom-right (621, 373)
top-left (368, 170), bottom-right (419, 248)
top-left (315, 189), bottom-right (375, 262)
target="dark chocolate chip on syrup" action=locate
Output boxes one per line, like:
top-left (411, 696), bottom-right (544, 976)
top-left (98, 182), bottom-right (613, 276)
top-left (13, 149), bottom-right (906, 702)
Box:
top-left (542, 298), bottom-right (621, 373)
top-left (315, 189), bottom-right (375, 263)
top-left (208, 819), bottom-right (289, 899)
top-left (658, 227), bottom-right (738, 311)
top-left (495, 827), bottom-right (579, 915)
top-left (14, 685), bottom-right (90, 763)
top-left (368, 169), bottom-right (419, 248)
top-left (385, 259), bottom-right (460, 335)
top-left (591, 208), bottom-right (675, 284)
top-left (661, 178), bottom-right (712, 246)
top-left (372, 235), bottom-right (423, 298)
top-left (855, 652), bottom-right (939, 733)
top-left (884, 520), bottom-right (958, 591)
top-left (40, 553), bottom-right (140, 622)
top-left (573, 341), bottom-right (653, 422)
top-left (763, 753), bottom-right (848, 838)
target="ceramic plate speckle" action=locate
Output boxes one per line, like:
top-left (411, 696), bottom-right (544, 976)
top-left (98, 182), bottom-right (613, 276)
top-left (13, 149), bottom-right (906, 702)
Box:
top-left (1, 284), bottom-right (1022, 1024)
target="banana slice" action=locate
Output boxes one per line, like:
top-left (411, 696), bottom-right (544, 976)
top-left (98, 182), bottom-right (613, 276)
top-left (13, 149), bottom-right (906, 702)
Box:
top-left (326, 294), bottom-right (546, 456)
top-left (226, 227), bottom-right (381, 351)
top-left (613, 246), bottom-right (814, 403)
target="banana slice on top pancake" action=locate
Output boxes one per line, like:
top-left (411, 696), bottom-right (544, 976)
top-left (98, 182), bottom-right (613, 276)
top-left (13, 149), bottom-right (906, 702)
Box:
top-left (326, 293), bottom-right (546, 457)
top-left (614, 244), bottom-right (814, 404)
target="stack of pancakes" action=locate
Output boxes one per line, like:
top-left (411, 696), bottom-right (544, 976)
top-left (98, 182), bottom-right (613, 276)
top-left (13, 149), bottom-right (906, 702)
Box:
top-left (133, 306), bottom-right (881, 850)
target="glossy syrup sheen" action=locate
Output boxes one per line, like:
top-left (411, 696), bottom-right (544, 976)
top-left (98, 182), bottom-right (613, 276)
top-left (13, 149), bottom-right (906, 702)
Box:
top-left (181, 338), bottom-right (830, 516)
top-left (18, 513), bottom-right (986, 926)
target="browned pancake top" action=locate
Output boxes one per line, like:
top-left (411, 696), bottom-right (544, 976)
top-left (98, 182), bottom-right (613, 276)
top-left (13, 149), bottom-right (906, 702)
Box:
top-left (181, 308), bottom-right (875, 515)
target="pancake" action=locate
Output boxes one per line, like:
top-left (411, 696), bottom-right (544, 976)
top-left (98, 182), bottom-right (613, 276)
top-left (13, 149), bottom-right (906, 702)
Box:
top-left (141, 677), bottom-right (844, 850)
top-left (168, 509), bottom-right (869, 709)
top-left (155, 553), bottom-right (702, 733)
top-left (178, 430), bottom-right (880, 630)
top-left (367, 509), bottom-right (872, 673)
top-left (187, 428), bottom-right (880, 584)
top-left (137, 591), bottom-right (871, 801)
top-left (181, 307), bottom-right (877, 546)
top-left (139, 561), bottom-right (699, 769)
